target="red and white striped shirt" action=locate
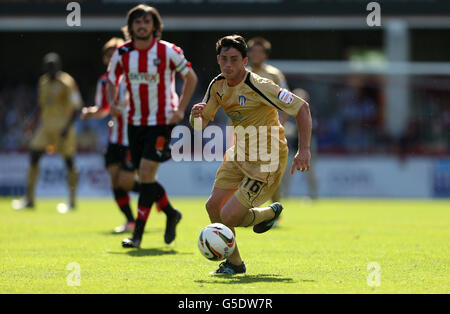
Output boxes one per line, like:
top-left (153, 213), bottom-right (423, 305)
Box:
top-left (107, 39), bottom-right (191, 126)
top-left (95, 73), bottom-right (129, 146)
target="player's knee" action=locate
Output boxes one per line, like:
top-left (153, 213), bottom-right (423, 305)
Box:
top-left (205, 198), bottom-right (221, 223)
top-left (110, 177), bottom-right (121, 189)
top-left (138, 164), bottom-right (157, 182)
top-left (117, 172), bottom-right (135, 191)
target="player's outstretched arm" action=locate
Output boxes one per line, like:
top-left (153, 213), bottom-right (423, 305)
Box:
top-left (189, 103), bottom-right (209, 130)
top-left (168, 68), bottom-right (198, 125)
top-left (81, 106), bottom-right (109, 121)
top-left (290, 103), bottom-right (312, 174)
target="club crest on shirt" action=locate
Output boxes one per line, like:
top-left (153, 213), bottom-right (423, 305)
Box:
top-left (238, 95), bottom-right (247, 106)
top-left (277, 89), bottom-right (294, 105)
top-left (153, 58), bottom-right (161, 66)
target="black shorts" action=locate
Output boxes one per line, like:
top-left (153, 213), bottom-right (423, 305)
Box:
top-left (128, 125), bottom-right (174, 168)
top-left (104, 143), bottom-right (134, 171)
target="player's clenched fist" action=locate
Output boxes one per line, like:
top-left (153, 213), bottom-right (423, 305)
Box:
top-left (81, 107), bottom-right (90, 121)
top-left (190, 103), bottom-right (207, 130)
top-left (290, 148), bottom-right (311, 174)
top-left (191, 103), bottom-right (206, 118)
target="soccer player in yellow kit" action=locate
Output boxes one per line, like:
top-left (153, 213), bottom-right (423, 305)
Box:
top-left (247, 36), bottom-right (288, 203)
top-left (190, 35), bottom-right (312, 274)
top-left (247, 37), bottom-right (288, 90)
top-left (12, 53), bottom-right (82, 212)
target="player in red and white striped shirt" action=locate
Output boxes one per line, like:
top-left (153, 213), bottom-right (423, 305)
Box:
top-left (82, 38), bottom-right (138, 233)
top-left (94, 72), bottom-right (129, 147)
top-left (106, 5), bottom-right (198, 248)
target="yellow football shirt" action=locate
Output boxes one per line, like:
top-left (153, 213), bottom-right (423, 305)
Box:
top-left (38, 71), bottom-right (82, 130)
top-left (202, 70), bottom-right (307, 179)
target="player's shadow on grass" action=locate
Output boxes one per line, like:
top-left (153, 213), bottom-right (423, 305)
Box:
top-left (109, 248), bottom-right (193, 258)
top-left (101, 228), bottom-right (163, 236)
top-left (196, 274), bottom-right (304, 285)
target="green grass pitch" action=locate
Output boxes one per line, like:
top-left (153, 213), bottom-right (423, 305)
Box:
top-left (0, 197), bottom-right (448, 294)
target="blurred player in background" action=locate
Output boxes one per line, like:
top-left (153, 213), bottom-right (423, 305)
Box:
top-left (107, 5), bottom-right (198, 248)
top-left (12, 53), bottom-right (82, 213)
top-left (247, 37), bottom-right (288, 90)
top-left (82, 37), bottom-right (139, 233)
top-left (190, 35), bottom-right (311, 274)
top-left (247, 36), bottom-right (288, 203)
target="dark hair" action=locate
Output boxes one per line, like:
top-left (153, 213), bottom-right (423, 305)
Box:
top-left (123, 4), bottom-right (163, 40)
top-left (102, 37), bottom-right (125, 55)
top-left (216, 35), bottom-right (248, 58)
top-left (247, 37), bottom-right (271, 55)
top-left (43, 52), bottom-right (62, 71)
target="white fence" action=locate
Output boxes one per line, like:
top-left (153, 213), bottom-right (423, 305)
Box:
top-left (0, 153), bottom-right (449, 198)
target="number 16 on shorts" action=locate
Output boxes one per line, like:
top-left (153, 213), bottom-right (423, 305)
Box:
top-left (243, 178), bottom-right (264, 201)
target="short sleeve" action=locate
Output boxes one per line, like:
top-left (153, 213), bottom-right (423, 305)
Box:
top-left (107, 49), bottom-right (124, 86)
top-left (168, 44), bottom-right (190, 77)
top-left (254, 75), bottom-right (306, 117)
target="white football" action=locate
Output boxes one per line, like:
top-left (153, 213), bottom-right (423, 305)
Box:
top-left (198, 223), bottom-right (236, 261)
